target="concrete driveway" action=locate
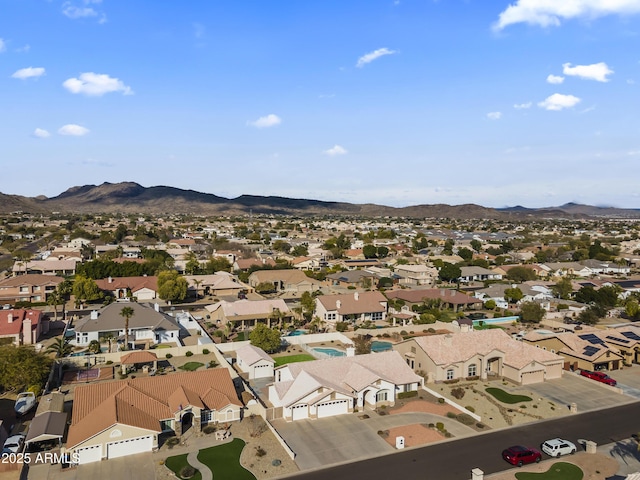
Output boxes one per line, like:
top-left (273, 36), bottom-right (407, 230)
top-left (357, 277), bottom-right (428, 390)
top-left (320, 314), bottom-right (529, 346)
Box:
top-left (523, 372), bottom-right (634, 413)
top-left (610, 365), bottom-right (640, 399)
top-left (272, 414), bottom-right (392, 470)
top-left (27, 452), bottom-right (155, 480)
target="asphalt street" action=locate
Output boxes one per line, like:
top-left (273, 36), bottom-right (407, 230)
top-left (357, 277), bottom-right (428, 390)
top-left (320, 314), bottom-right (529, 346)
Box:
top-left (288, 401), bottom-right (640, 480)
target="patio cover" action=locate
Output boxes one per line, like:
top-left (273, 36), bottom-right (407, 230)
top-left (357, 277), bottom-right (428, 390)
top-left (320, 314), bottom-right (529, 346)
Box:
top-left (25, 412), bottom-right (68, 445)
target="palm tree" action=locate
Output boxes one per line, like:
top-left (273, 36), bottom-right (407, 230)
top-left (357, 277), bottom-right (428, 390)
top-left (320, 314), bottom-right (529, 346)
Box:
top-left (120, 306), bottom-right (135, 351)
top-left (193, 279), bottom-right (202, 300)
top-left (46, 337), bottom-right (73, 358)
top-left (47, 289), bottom-right (62, 321)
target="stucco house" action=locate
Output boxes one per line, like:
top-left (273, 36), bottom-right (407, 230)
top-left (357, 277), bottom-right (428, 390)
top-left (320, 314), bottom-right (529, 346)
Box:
top-left (0, 309), bottom-right (46, 345)
top-left (385, 288), bottom-right (483, 312)
top-left (315, 291), bottom-right (388, 329)
top-left (268, 351), bottom-right (422, 421)
top-left (184, 273), bottom-right (249, 299)
top-left (205, 298), bottom-right (293, 330)
top-left (458, 266), bottom-right (503, 283)
top-left (65, 369), bottom-right (242, 464)
top-left (247, 269), bottom-right (322, 295)
top-left (393, 264), bottom-right (438, 286)
top-left (94, 276), bottom-right (159, 301)
top-left (394, 329), bottom-right (564, 385)
top-left (0, 274), bottom-right (65, 304)
top-left (235, 344), bottom-right (275, 379)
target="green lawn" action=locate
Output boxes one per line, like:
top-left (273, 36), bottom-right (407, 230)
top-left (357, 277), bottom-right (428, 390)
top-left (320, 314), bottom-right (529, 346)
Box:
top-left (274, 354), bottom-right (315, 367)
top-left (179, 362), bottom-right (205, 371)
top-left (164, 453), bottom-right (202, 480)
top-left (485, 387), bottom-right (532, 404)
top-left (198, 438), bottom-right (256, 480)
top-left (515, 462), bottom-right (583, 480)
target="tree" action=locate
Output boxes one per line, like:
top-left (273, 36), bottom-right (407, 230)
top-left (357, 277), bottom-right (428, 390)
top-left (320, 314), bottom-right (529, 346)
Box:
top-left (157, 270), bottom-right (188, 302)
top-left (0, 345), bottom-right (52, 393)
top-left (192, 279), bottom-right (202, 300)
top-left (625, 298), bottom-right (640, 320)
top-left (457, 247), bottom-right (474, 262)
top-left (353, 335), bottom-right (372, 355)
top-left (184, 252), bottom-right (202, 275)
top-left (438, 263), bottom-right (461, 283)
top-left (205, 256), bottom-right (232, 274)
top-left (504, 287), bottom-right (523, 304)
top-left (46, 337), bottom-right (73, 358)
top-left (291, 244), bottom-right (309, 257)
top-left (47, 289), bottom-right (63, 321)
top-left (470, 239), bottom-right (482, 253)
top-left (552, 277), bottom-right (573, 300)
top-left (506, 266), bottom-right (537, 283)
top-left (484, 299), bottom-right (496, 310)
top-left (72, 276), bottom-right (103, 305)
top-left (519, 301), bottom-right (545, 323)
top-left (255, 282), bottom-right (276, 294)
top-left (249, 323), bottom-right (281, 353)
top-left (87, 339), bottom-right (101, 354)
top-left (272, 240), bottom-right (291, 253)
top-left (300, 291), bottom-right (315, 322)
top-left (577, 306), bottom-right (601, 325)
top-left (442, 239), bottom-right (455, 256)
top-left (120, 306), bottom-right (134, 351)
top-left (363, 245), bottom-right (378, 259)
top-left (376, 246), bottom-right (389, 258)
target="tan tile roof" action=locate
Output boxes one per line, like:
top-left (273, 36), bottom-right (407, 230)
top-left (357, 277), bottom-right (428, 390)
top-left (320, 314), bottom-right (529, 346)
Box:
top-left (317, 291), bottom-right (387, 314)
top-left (0, 274), bottom-right (64, 288)
top-left (95, 276), bottom-right (158, 293)
top-left (385, 288), bottom-right (482, 306)
top-left (68, 369), bottom-right (241, 449)
top-left (120, 351), bottom-right (158, 365)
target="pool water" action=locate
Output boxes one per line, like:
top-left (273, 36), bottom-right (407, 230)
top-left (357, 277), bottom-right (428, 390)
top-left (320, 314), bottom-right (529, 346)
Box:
top-left (313, 347), bottom-right (346, 357)
top-left (371, 341), bottom-right (392, 352)
top-left (288, 330), bottom-right (307, 336)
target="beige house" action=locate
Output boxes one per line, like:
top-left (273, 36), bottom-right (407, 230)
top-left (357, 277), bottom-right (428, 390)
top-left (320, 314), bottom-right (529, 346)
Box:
top-left (248, 269), bottom-right (322, 294)
top-left (236, 344), bottom-right (275, 379)
top-left (95, 276), bottom-right (159, 301)
top-left (205, 298), bottom-right (293, 330)
top-left (65, 369), bottom-right (242, 465)
top-left (184, 273), bottom-right (250, 298)
top-left (394, 329), bottom-right (564, 385)
top-left (315, 291), bottom-right (387, 329)
top-left (0, 274), bottom-right (64, 304)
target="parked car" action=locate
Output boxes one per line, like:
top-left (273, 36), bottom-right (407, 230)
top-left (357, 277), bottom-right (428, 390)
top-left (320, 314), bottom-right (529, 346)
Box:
top-left (2, 434), bottom-right (25, 454)
top-left (579, 369), bottom-right (617, 386)
top-left (502, 445), bottom-right (542, 467)
top-left (541, 438), bottom-right (577, 457)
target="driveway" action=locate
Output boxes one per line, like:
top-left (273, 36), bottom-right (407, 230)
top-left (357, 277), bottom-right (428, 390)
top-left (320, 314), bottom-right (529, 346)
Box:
top-left (272, 414), bottom-right (392, 470)
top-left (610, 365), bottom-right (640, 399)
top-left (27, 452), bottom-right (155, 480)
top-left (523, 372), bottom-right (634, 412)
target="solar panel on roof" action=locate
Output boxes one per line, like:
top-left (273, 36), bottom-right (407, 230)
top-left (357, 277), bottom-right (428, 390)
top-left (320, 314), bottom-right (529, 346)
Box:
top-left (583, 346), bottom-right (600, 357)
top-left (579, 334), bottom-right (605, 345)
top-left (622, 331), bottom-right (640, 341)
top-left (606, 335), bottom-right (630, 344)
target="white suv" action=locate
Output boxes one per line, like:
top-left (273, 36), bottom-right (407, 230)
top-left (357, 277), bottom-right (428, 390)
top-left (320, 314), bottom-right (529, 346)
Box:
top-left (541, 438), bottom-right (577, 457)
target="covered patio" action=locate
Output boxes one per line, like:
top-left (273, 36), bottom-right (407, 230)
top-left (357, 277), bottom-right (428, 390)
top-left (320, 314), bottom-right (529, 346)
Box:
top-left (120, 351), bottom-right (158, 375)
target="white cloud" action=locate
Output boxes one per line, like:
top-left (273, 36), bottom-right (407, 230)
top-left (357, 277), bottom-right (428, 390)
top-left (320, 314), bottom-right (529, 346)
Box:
top-left (63, 72), bottom-right (133, 96)
top-left (493, 0), bottom-right (640, 30)
top-left (62, 1), bottom-right (106, 23)
top-left (247, 114), bottom-right (281, 128)
top-left (58, 124), bottom-right (90, 136)
top-left (514, 102), bottom-right (532, 109)
top-left (538, 93), bottom-right (581, 111)
top-left (11, 67), bottom-right (45, 80)
top-left (562, 62), bottom-right (613, 82)
top-left (487, 111), bottom-right (502, 120)
top-left (546, 74), bottom-right (564, 84)
top-left (32, 128), bottom-right (50, 139)
top-left (16, 44), bottom-right (30, 53)
top-left (0, 38), bottom-right (5, 53)
top-left (324, 145), bottom-right (348, 156)
top-left (356, 48), bottom-right (396, 68)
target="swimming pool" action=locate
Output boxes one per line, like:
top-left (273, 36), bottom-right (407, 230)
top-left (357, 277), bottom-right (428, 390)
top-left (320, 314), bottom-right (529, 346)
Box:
top-left (371, 341), bottom-right (392, 352)
top-left (472, 316), bottom-right (519, 326)
top-left (287, 330), bottom-right (308, 336)
top-left (313, 347), bottom-right (346, 357)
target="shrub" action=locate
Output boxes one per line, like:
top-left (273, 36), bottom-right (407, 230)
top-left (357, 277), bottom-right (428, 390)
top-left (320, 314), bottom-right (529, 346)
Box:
top-left (106, 360), bottom-right (113, 365)
top-left (437, 398), bottom-right (445, 404)
top-left (444, 431), bottom-right (453, 438)
top-left (185, 351), bottom-right (193, 357)
top-left (202, 425), bottom-right (217, 434)
top-left (166, 353), bottom-right (173, 359)
top-left (427, 328), bottom-right (436, 333)
top-left (400, 330), bottom-right (408, 336)
top-left (451, 387), bottom-right (465, 400)
top-left (428, 423), bottom-right (435, 428)
top-left (446, 412), bottom-right (456, 419)
top-left (27, 384), bottom-right (41, 396)
top-left (166, 437), bottom-right (180, 449)
top-left (397, 390), bottom-right (418, 399)
top-left (180, 465), bottom-right (197, 479)
top-left (476, 422), bottom-right (485, 429)
top-left (465, 376), bottom-right (479, 381)
top-left (436, 422), bottom-right (445, 431)
top-left (255, 446), bottom-right (266, 457)
top-left (456, 413), bottom-right (475, 425)
top-left (443, 379), bottom-right (460, 385)
top-left (202, 349), bottom-right (210, 355)
top-left (465, 406), bottom-right (475, 413)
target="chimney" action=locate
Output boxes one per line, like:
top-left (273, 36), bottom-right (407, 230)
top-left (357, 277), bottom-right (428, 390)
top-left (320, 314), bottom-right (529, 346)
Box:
top-left (346, 346), bottom-right (355, 357)
top-left (336, 300), bottom-right (341, 309)
top-left (22, 318), bottom-right (32, 345)
top-left (108, 276), bottom-right (113, 284)
top-left (354, 292), bottom-right (359, 301)
top-left (451, 290), bottom-right (455, 297)
top-left (444, 334), bottom-right (453, 346)
top-left (154, 303), bottom-right (160, 312)
top-left (440, 289), bottom-right (445, 297)
top-left (90, 310), bottom-right (99, 320)
top-left (7, 314), bottom-right (13, 323)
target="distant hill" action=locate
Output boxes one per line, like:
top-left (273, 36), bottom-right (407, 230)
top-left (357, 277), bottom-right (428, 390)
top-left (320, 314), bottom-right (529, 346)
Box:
top-left (1, 182), bottom-right (639, 219)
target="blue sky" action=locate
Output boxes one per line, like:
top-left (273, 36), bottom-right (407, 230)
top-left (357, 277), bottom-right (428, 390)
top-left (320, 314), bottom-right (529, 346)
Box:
top-left (2, 0), bottom-right (640, 209)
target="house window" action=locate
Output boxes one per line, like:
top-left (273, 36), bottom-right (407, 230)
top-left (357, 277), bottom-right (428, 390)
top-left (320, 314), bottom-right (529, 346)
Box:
top-left (160, 419), bottom-right (173, 432)
top-left (376, 390), bottom-right (388, 402)
top-left (371, 312), bottom-right (383, 321)
top-left (446, 369), bottom-right (454, 380)
top-left (468, 364), bottom-right (477, 377)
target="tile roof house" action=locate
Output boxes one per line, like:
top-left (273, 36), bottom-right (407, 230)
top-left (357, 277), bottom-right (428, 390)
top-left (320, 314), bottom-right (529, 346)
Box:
top-left (205, 298), bottom-right (293, 330)
top-left (394, 329), bottom-right (564, 385)
top-left (315, 291), bottom-right (388, 329)
top-left (65, 369), bottom-right (242, 464)
top-left (458, 266), bottom-right (503, 283)
top-left (385, 288), bottom-right (483, 312)
top-left (0, 309), bottom-right (46, 345)
top-left (236, 344), bottom-right (275, 379)
top-left (94, 276), bottom-right (159, 301)
top-left (0, 274), bottom-right (65, 305)
top-left (248, 269), bottom-right (322, 295)
top-left (184, 273), bottom-right (250, 299)
top-left (12, 258), bottom-right (80, 276)
top-left (393, 264), bottom-right (439, 286)
top-left (268, 351), bottom-right (422, 421)
top-left (522, 330), bottom-right (625, 372)
top-left (72, 302), bottom-right (181, 349)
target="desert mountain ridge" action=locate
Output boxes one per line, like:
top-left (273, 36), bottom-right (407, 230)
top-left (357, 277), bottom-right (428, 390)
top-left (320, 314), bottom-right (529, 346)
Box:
top-left (1, 182), bottom-right (639, 219)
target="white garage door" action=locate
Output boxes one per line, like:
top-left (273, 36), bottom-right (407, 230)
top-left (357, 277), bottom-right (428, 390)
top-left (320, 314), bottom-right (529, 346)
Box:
top-left (291, 404), bottom-right (309, 421)
top-left (75, 444), bottom-right (102, 464)
top-left (317, 400), bottom-right (349, 419)
top-left (521, 370), bottom-right (545, 385)
top-left (253, 364), bottom-right (272, 379)
top-left (107, 435), bottom-right (153, 459)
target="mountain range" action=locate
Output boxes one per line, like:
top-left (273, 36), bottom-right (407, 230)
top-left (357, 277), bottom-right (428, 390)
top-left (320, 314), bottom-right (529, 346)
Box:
top-left (1, 182), bottom-right (639, 219)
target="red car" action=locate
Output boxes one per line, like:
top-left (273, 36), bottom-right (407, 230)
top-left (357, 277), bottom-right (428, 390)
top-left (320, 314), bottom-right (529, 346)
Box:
top-left (580, 369), bottom-right (617, 386)
top-left (502, 445), bottom-right (542, 467)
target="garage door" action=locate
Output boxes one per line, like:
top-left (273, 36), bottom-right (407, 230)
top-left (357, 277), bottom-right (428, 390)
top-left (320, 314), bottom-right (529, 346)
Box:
top-left (107, 435), bottom-right (153, 459)
top-left (291, 404), bottom-right (308, 421)
top-left (316, 400), bottom-right (349, 419)
top-left (521, 370), bottom-right (545, 385)
top-left (75, 444), bottom-right (102, 464)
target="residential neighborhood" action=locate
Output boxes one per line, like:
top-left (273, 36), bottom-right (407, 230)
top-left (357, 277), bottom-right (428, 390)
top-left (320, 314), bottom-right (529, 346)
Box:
top-left (1, 211), bottom-right (640, 480)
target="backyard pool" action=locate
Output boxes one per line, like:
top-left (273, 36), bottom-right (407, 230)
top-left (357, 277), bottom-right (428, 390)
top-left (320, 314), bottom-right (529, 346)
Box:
top-left (371, 341), bottom-right (392, 352)
top-left (313, 347), bottom-right (346, 357)
top-left (287, 329), bottom-right (308, 336)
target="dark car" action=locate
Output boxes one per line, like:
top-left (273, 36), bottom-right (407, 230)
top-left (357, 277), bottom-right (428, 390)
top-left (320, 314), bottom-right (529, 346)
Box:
top-left (579, 369), bottom-right (617, 386)
top-left (502, 445), bottom-right (542, 467)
